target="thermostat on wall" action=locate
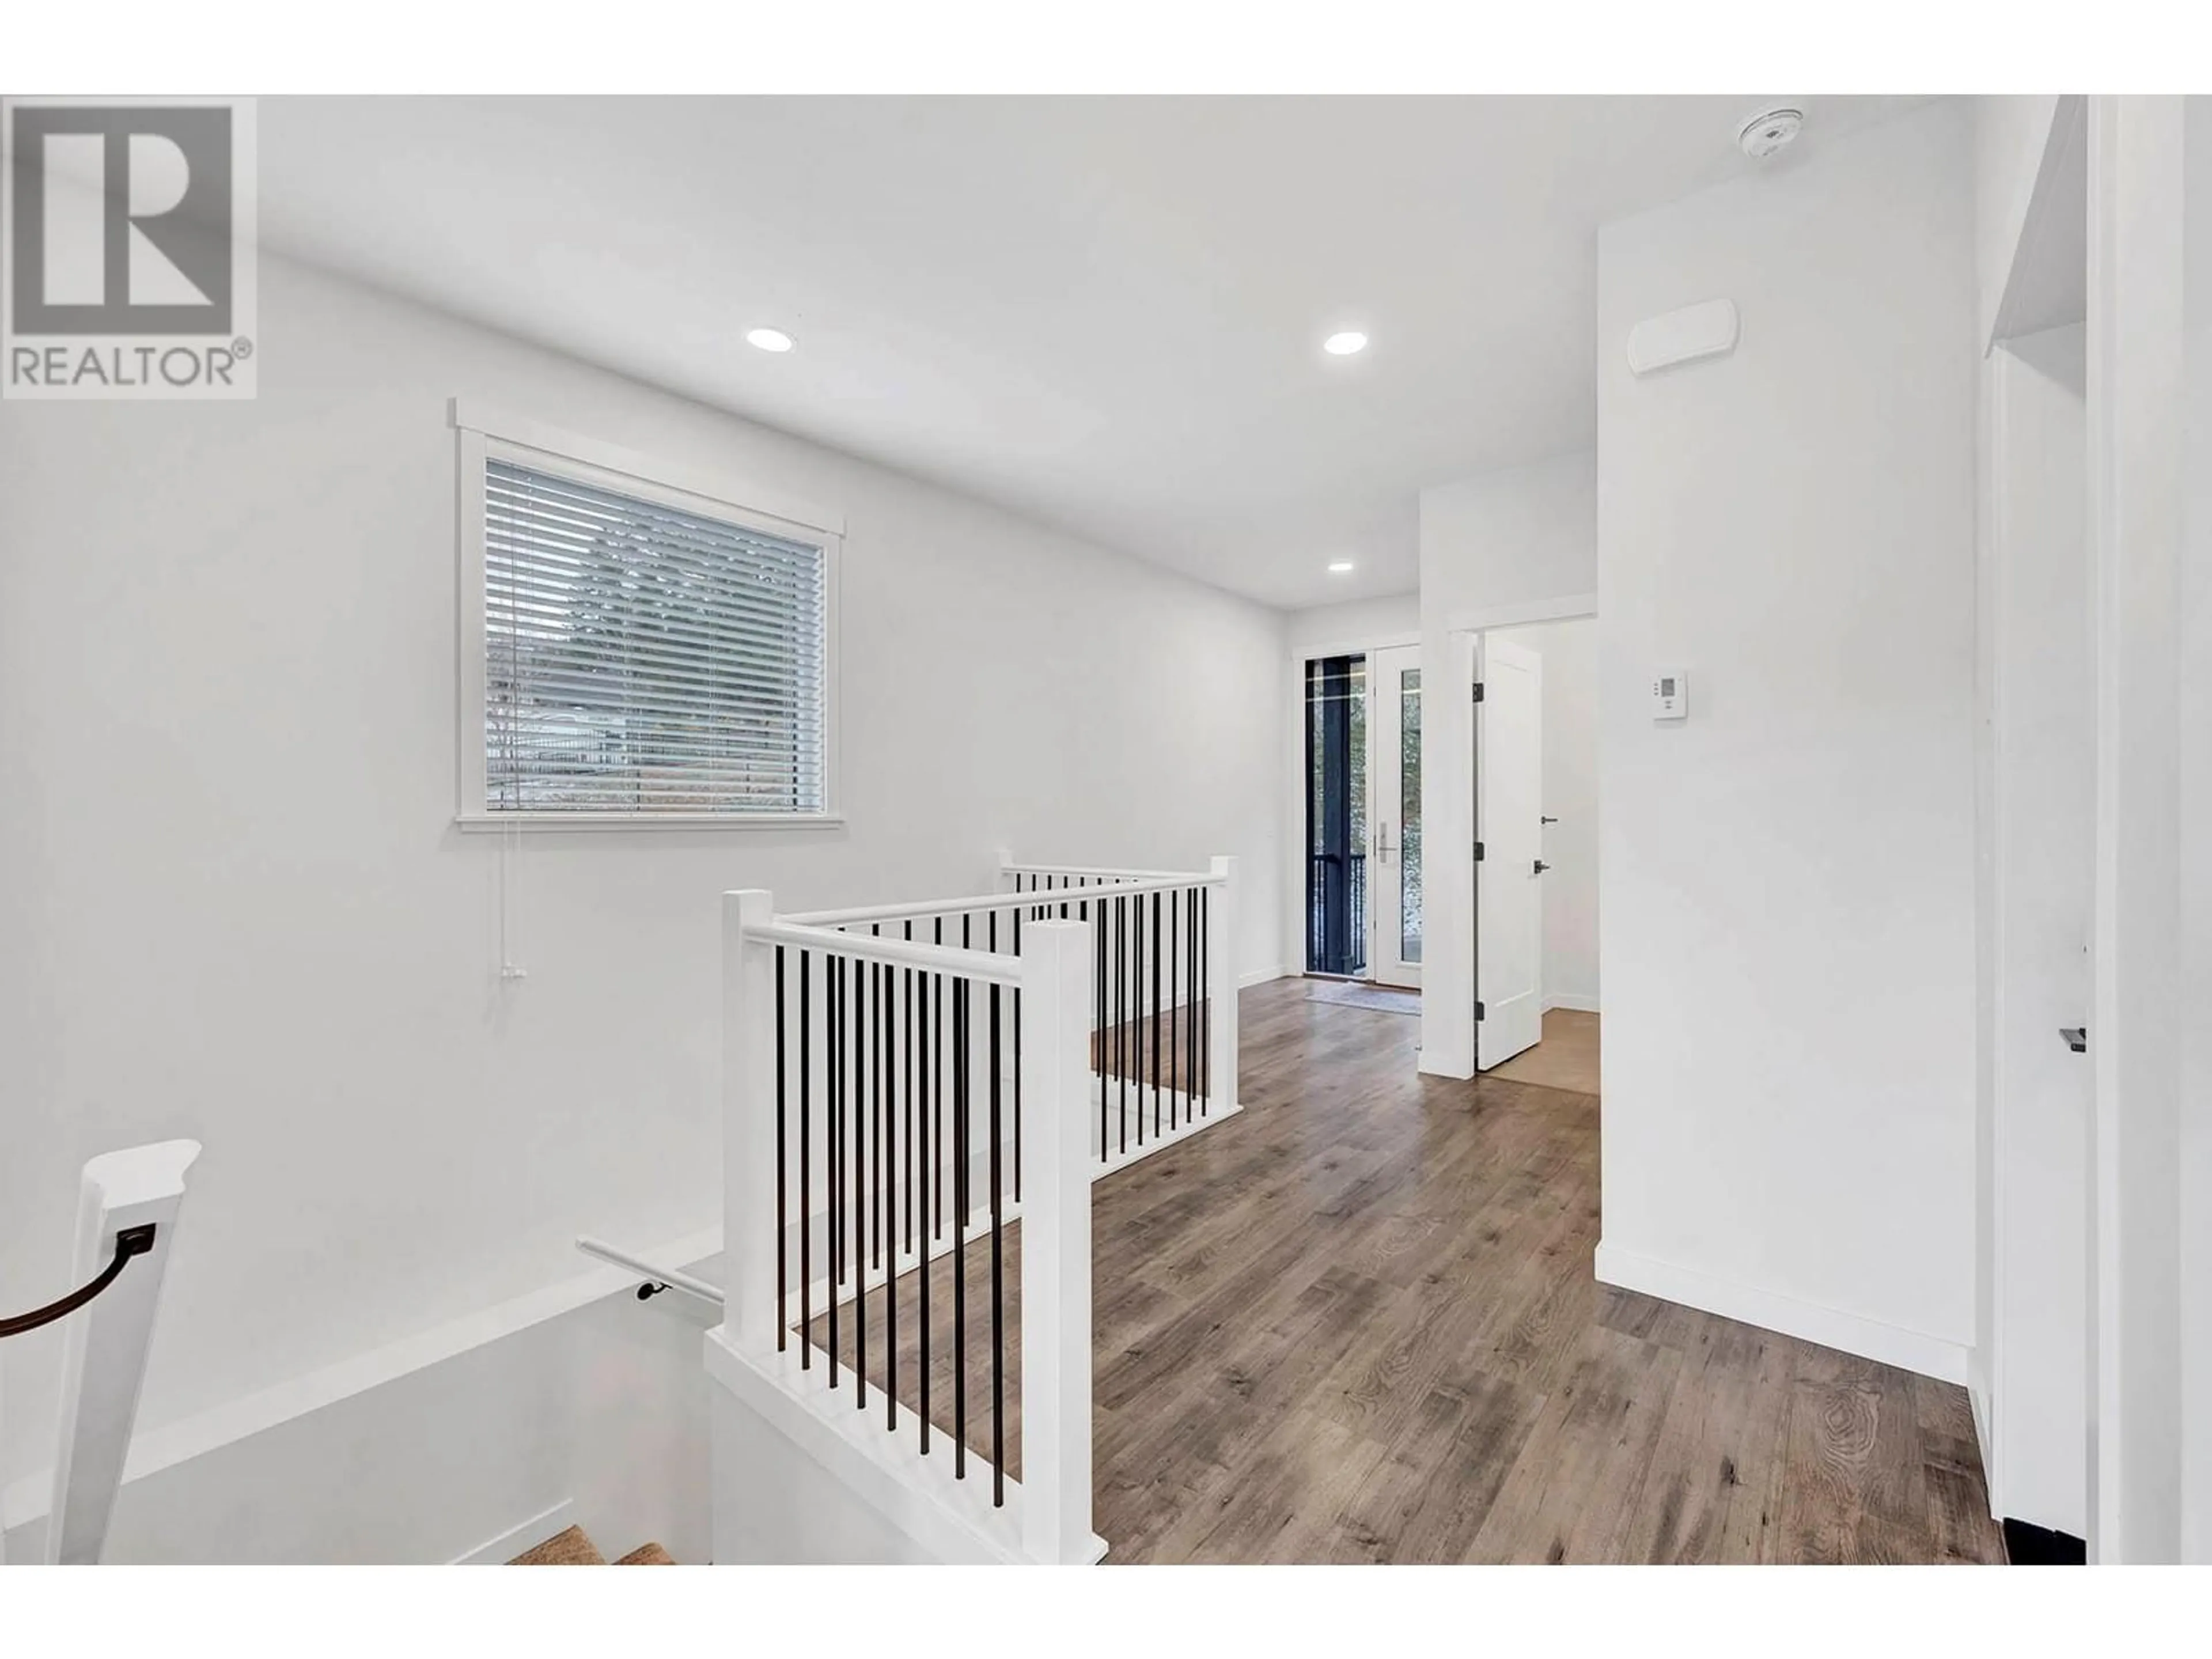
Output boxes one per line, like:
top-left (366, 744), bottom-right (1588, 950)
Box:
top-left (1653, 668), bottom-right (1688, 721)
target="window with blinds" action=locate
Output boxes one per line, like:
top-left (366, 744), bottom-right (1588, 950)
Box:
top-left (480, 457), bottom-right (830, 817)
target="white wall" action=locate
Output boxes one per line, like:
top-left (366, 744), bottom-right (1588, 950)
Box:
top-left (1487, 618), bottom-right (1599, 1013)
top-left (1978, 97), bottom-right (2066, 346)
top-left (1420, 454), bottom-right (1598, 628)
top-left (1283, 593), bottom-right (1419, 656)
top-left (1986, 325), bottom-right (2090, 1535)
top-left (1416, 452), bottom-right (1596, 1076)
top-left (1593, 102), bottom-right (1980, 1379)
top-left (0, 253), bottom-right (1285, 1550)
top-left (2181, 93), bottom-right (2212, 1565)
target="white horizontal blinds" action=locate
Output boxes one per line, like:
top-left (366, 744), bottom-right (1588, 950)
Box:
top-left (484, 459), bottom-right (827, 814)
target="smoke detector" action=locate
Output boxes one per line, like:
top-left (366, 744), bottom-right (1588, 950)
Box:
top-left (1738, 107), bottom-right (1804, 160)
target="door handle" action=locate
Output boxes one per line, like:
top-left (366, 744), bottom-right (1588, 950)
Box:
top-left (1376, 823), bottom-right (1394, 863)
top-left (2061, 1026), bottom-right (2087, 1054)
top-left (1532, 860), bottom-right (1550, 875)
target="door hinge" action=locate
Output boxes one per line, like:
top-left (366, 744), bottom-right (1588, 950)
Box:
top-left (1474, 840), bottom-right (1484, 861)
top-left (1472, 681), bottom-right (1485, 703)
top-left (1475, 1001), bottom-right (1486, 1021)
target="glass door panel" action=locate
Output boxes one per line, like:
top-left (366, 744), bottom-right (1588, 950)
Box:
top-left (1369, 646), bottom-right (1422, 989)
top-left (1303, 654), bottom-right (1368, 976)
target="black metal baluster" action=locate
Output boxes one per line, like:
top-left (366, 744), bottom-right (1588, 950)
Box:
top-left (1140, 893), bottom-right (1152, 1145)
top-left (1132, 893), bottom-right (1145, 1147)
top-left (828, 956), bottom-right (842, 1387)
top-left (876, 960), bottom-right (885, 1274)
top-left (776, 946), bottom-right (787, 1351)
top-left (1013, 900), bottom-right (1022, 1203)
top-left (934, 918), bottom-right (945, 1239)
top-left (875, 959), bottom-right (886, 1278)
top-left (988, 980), bottom-right (1006, 1507)
top-left (800, 952), bottom-right (812, 1368)
top-left (1159, 898), bottom-right (1176, 1141)
top-left (871, 968), bottom-right (889, 1433)
top-left (1117, 893), bottom-right (1128, 1154)
top-left (1092, 893), bottom-right (1106, 1164)
top-left (904, 925), bottom-right (914, 1259)
top-left (1169, 887), bottom-right (1180, 1131)
top-left (953, 978), bottom-right (969, 1478)
top-left (995, 902), bottom-right (1013, 1203)
top-left (919, 969), bottom-right (934, 1454)
top-left (854, 955), bottom-right (867, 1408)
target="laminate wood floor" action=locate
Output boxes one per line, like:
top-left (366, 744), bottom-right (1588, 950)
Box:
top-left (804, 978), bottom-right (2003, 1564)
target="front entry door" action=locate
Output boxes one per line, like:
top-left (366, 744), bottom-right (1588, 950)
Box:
top-left (1369, 645), bottom-right (1423, 989)
top-left (1476, 636), bottom-right (1543, 1067)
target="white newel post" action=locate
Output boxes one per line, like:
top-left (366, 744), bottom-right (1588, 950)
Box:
top-left (43, 1139), bottom-right (202, 1565)
top-left (722, 889), bottom-right (779, 1355)
top-left (1208, 855), bottom-right (1239, 1113)
top-left (1018, 918), bottom-right (1094, 1564)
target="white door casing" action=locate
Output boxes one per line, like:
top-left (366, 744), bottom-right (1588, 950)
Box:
top-left (1477, 636), bottom-right (1544, 1069)
top-left (1369, 645), bottom-right (1424, 989)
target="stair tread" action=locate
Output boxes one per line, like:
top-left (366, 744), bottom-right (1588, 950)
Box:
top-left (507, 1524), bottom-right (606, 1566)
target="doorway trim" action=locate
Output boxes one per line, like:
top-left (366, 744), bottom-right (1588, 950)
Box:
top-left (1419, 592), bottom-right (1597, 1081)
top-left (1448, 592), bottom-right (1598, 635)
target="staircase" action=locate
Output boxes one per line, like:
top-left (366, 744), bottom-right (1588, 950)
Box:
top-left (507, 1524), bottom-right (675, 1566)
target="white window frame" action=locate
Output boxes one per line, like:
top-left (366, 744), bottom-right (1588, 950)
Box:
top-left (450, 398), bottom-right (844, 831)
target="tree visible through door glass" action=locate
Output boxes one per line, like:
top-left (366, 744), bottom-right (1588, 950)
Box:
top-left (1401, 668), bottom-right (1422, 963)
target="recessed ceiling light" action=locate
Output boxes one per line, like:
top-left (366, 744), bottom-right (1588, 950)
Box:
top-left (746, 327), bottom-right (795, 353)
top-left (1323, 331), bottom-right (1368, 357)
top-left (1328, 560), bottom-right (1355, 574)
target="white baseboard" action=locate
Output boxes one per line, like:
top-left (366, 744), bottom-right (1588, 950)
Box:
top-left (1543, 993), bottom-right (1600, 1014)
top-left (1239, 964), bottom-right (1285, 988)
top-left (451, 1498), bottom-right (574, 1565)
top-left (1593, 1241), bottom-right (1969, 1385)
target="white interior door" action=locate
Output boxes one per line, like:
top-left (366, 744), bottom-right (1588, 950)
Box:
top-left (1476, 636), bottom-right (1543, 1068)
top-left (1368, 645), bottom-right (1423, 988)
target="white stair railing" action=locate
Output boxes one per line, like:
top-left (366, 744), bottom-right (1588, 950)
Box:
top-left (706, 856), bottom-right (1237, 1564)
top-left (1010, 916), bottom-right (1092, 1564)
top-left (0, 1139), bottom-right (200, 1566)
top-left (710, 886), bottom-right (1099, 1562)
top-left (1001, 855), bottom-right (1240, 1172)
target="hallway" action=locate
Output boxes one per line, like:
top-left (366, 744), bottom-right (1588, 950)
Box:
top-left (811, 979), bottom-right (2005, 1563)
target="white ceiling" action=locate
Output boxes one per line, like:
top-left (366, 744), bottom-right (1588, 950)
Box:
top-left (256, 96), bottom-right (1927, 609)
